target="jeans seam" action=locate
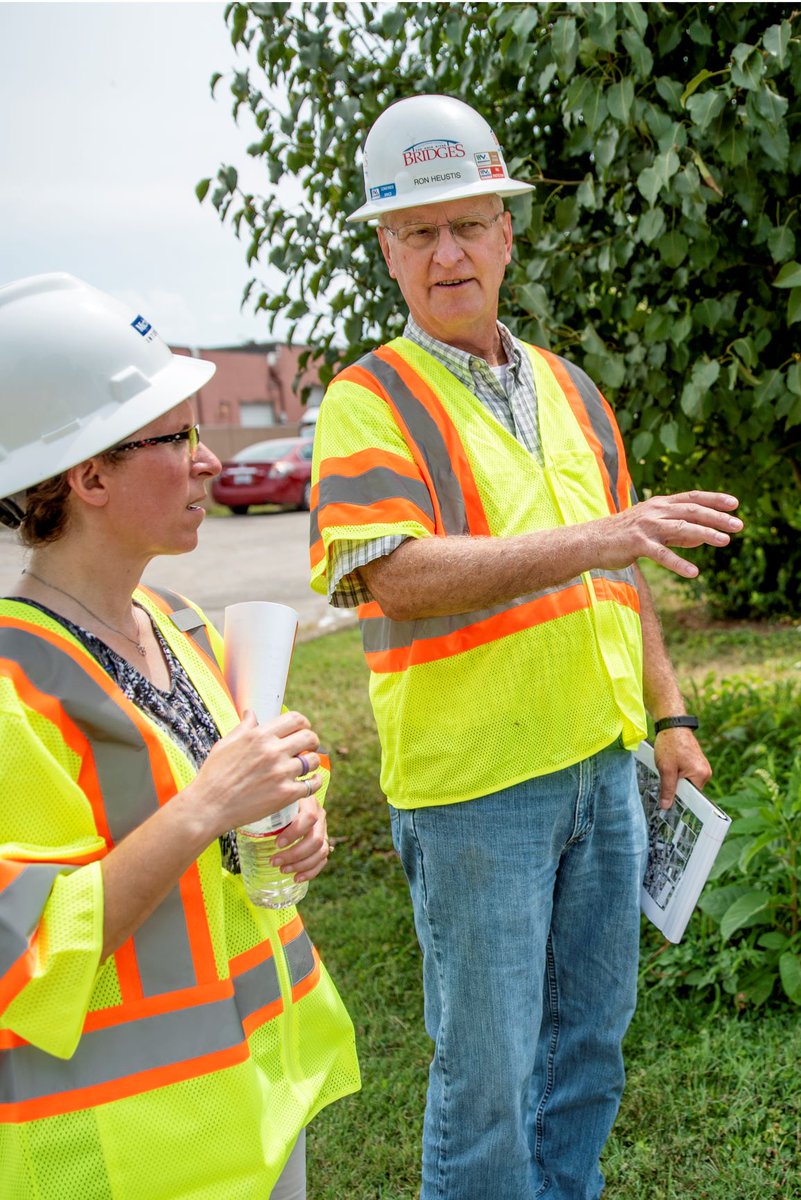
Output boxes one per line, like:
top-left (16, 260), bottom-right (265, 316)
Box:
top-left (534, 934), bottom-right (560, 1198)
top-left (410, 811), bottom-right (450, 1200)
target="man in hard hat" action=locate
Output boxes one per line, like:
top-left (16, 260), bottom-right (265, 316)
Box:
top-left (310, 95), bottom-right (741, 1200)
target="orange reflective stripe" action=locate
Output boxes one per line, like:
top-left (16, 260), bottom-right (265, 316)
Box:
top-left (342, 361), bottom-right (449, 535)
top-left (82, 980), bottom-right (234, 1032)
top-left (364, 583), bottom-right (600, 673)
top-left (376, 345), bottom-right (492, 537)
top-left (318, 447), bottom-right (422, 483)
top-left (535, 347), bottom-right (618, 515)
top-left (318, 498), bottom-right (436, 535)
top-left (1, 615), bottom-right (219, 999)
top-left (591, 576), bottom-right (640, 611)
top-left (0, 1041), bottom-right (251, 1123)
top-left (0, 645), bottom-right (110, 843)
top-left (0, 932), bottom-right (41, 1013)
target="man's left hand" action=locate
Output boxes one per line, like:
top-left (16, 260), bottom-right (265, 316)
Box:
top-left (653, 727), bottom-right (711, 809)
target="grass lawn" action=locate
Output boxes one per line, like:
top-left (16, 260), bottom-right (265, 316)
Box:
top-left (286, 572), bottom-right (801, 1199)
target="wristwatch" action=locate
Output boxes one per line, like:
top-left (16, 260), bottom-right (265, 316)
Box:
top-left (653, 715), bottom-right (700, 734)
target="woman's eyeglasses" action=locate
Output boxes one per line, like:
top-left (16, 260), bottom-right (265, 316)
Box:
top-left (112, 425), bottom-right (200, 457)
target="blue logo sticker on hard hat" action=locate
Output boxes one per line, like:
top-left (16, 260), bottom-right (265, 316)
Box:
top-left (131, 315), bottom-right (152, 337)
top-left (369, 183), bottom-right (398, 201)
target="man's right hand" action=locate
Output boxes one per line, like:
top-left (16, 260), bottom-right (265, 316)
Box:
top-left (598, 491), bottom-right (742, 579)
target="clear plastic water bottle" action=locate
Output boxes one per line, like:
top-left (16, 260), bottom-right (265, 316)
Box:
top-left (236, 802), bottom-right (309, 909)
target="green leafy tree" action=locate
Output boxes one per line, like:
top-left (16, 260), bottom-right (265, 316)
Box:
top-left (201, 2), bottom-right (801, 616)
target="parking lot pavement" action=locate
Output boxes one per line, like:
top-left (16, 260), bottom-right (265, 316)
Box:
top-left (0, 511), bottom-right (357, 641)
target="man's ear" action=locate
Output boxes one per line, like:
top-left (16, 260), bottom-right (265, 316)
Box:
top-left (502, 210), bottom-right (513, 267)
top-left (66, 458), bottom-right (111, 509)
top-left (377, 227), bottom-right (397, 279)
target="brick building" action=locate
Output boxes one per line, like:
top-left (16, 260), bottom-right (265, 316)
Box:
top-left (170, 342), bottom-right (324, 461)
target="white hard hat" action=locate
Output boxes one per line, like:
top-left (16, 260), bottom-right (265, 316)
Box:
top-left (347, 94), bottom-right (535, 223)
top-left (0, 273), bottom-right (215, 502)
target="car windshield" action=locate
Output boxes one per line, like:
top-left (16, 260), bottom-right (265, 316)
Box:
top-left (230, 439), bottom-right (300, 463)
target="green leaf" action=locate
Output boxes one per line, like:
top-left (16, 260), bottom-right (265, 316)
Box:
top-left (621, 2), bottom-right (648, 38)
top-left (731, 338), bottom-right (756, 369)
top-left (779, 952), bottom-right (801, 1004)
top-left (657, 229), bottom-right (688, 268)
top-left (763, 21), bottom-right (791, 68)
top-left (681, 68), bottom-right (715, 106)
top-left (621, 26), bottom-right (653, 79)
top-left (195, 178), bottom-right (212, 203)
top-left (789, 288), bottom-right (801, 326)
top-left (551, 15), bottom-right (579, 80)
top-left (687, 18), bottom-right (712, 46)
top-left (720, 890), bottom-right (771, 940)
top-left (638, 208), bottom-right (665, 244)
top-left (730, 43), bottom-right (765, 91)
top-left (659, 420), bottom-right (679, 453)
top-left (636, 166), bottom-right (661, 207)
top-left (607, 78), bottom-right (635, 123)
top-left (768, 226), bottom-right (796, 265)
top-left (685, 90), bottom-right (725, 132)
top-left (774, 262), bottom-right (801, 288)
top-left (787, 364), bottom-right (801, 398)
top-left (230, 3), bottom-right (249, 47)
top-left (631, 430), bottom-right (653, 459)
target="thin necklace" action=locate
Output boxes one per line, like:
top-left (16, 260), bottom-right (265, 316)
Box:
top-left (22, 569), bottom-right (147, 657)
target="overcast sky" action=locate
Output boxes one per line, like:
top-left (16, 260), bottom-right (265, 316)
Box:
top-left (0, 1), bottom-right (297, 347)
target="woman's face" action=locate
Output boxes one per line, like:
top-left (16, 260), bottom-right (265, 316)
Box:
top-left (100, 400), bottom-right (221, 558)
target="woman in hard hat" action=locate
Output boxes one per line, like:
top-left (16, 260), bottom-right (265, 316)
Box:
top-left (0, 273), bottom-right (359, 1200)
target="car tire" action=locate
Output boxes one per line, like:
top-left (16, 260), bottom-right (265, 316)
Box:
top-left (299, 481), bottom-right (311, 512)
top-left (230, 504), bottom-right (250, 516)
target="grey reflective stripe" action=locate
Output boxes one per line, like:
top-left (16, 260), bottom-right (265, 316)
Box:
top-left (309, 504), bottom-right (320, 548)
top-left (360, 579), bottom-right (576, 656)
top-left (361, 568), bottom-right (637, 656)
top-left (0, 952), bottom-right (288, 1106)
top-left (0, 625), bottom-right (197, 997)
top-left (283, 927), bottom-right (315, 989)
top-left (318, 466), bottom-right (435, 525)
top-left (145, 586), bottom-right (216, 661)
top-left (589, 566), bottom-right (637, 588)
top-left (232, 953), bottom-right (281, 1023)
top-left (360, 352), bottom-right (470, 535)
top-left (0, 864), bottom-right (66, 979)
top-left (556, 357), bottom-right (623, 511)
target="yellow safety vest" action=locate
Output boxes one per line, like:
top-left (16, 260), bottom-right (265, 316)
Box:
top-left (311, 337), bottom-right (646, 809)
top-left (0, 586), bottom-right (359, 1200)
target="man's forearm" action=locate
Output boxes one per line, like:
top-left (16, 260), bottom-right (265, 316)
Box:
top-left (359, 491), bottom-right (742, 622)
top-left (636, 565), bottom-right (686, 719)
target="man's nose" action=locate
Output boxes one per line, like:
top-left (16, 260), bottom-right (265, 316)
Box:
top-left (432, 226), bottom-right (466, 267)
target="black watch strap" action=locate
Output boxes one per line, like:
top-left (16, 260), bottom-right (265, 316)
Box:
top-left (653, 715), bottom-right (699, 734)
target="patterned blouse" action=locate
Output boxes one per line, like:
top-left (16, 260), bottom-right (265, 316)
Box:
top-left (15, 599), bottom-right (240, 872)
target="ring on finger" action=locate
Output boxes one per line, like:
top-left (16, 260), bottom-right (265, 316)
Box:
top-left (296, 753), bottom-right (311, 777)
top-left (304, 778), bottom-right (313, 798)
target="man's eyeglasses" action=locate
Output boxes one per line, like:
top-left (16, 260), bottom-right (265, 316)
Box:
top-left (112, 425), bottom-right (200, 457)
top-left (381, 212), bottom-right (503, 251)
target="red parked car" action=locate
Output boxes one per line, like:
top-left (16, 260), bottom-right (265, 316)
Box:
top-left (211, 437), bottom-right (314, 515)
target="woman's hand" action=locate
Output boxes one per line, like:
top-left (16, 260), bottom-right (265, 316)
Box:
top-left (271, 793), bottom-right (332, 883)
top-left (188, 710), bottom-right (323, 839)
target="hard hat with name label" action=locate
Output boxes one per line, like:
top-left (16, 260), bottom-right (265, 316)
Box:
top-left (347, 94), bottom-right (535, 223)
top-left (0, 273), bottom-right (215, 515)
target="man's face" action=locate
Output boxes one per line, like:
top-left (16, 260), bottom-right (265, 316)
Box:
top-left (377, 194), bottom-right (513, 349)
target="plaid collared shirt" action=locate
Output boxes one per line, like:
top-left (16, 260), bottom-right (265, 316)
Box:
top-left (327, 315), bottom-right (540, 607)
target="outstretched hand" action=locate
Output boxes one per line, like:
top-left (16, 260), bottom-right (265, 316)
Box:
top-left (600, 491), bottom-right (742, 578)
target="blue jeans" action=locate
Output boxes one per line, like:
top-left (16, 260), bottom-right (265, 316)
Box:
top-left (390, 743), bottom-right (648, 1200)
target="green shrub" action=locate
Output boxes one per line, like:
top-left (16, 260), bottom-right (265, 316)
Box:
top-left (641, 678), bottom-right (801, 1008)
